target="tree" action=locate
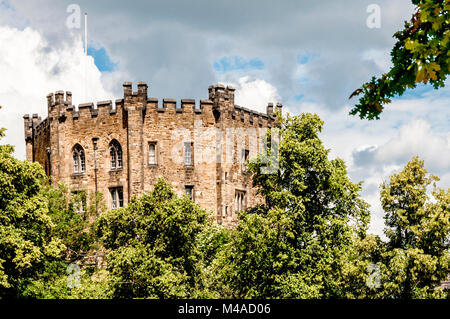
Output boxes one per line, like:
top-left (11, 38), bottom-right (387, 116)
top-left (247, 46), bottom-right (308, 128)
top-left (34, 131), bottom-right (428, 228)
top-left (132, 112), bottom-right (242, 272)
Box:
top-left (21, 184), bottom-right (108, 299)
top-left (96, 178), bottom-right (214, 298)
top-left (195, 222), bottom-right (231, 298)
top-left (334, 234), bottom-right (386, 299)
top-left (44, 184), bottom-right (103, 261)
top-left (350, 0), bottom-right (449, 120)
top-left (378, 156), bottom-right (449, 298)
top-left (215, 113), bottom-right (370, 298)
top-left (0, 106), bottom-right (65, 298)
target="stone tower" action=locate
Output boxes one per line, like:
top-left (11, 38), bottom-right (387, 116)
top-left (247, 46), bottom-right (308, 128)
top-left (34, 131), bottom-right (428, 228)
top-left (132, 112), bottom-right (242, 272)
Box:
top-left (23, 82), bottom-right (282, 226)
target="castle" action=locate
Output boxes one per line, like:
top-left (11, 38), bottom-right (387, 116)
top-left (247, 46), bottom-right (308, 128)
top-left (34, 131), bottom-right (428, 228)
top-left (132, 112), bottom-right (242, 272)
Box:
top-left (23, 82), bottom-right (281, 226)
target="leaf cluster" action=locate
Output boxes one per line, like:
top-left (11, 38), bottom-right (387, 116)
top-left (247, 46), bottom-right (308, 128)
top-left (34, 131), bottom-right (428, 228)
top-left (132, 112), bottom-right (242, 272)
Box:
top-left (350, 0), bottom-right (450, 119)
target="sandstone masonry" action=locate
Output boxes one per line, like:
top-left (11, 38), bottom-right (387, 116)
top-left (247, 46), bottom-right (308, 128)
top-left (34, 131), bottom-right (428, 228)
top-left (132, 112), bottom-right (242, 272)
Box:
top-left (23, 82), bottom-right (281, 226)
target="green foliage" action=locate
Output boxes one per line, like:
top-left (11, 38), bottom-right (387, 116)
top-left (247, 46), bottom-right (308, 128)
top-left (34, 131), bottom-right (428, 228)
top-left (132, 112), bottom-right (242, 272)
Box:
top-left (350, 0), bottom-right (450, 119)
top-left (214, 113), bottom-right (371, 298)
top-left (45, 184), bottom-right (100, 260)
top-left (335, 234), bottom-right (385, 299)
top-left (0, 115), bottom-right (65, 297)
top-left (20, 185), bottom-right (108, 299)
top-left (20, 261), bottom-right (111, 299)
top-left (378, 156), bottom-right (449, 298)
top-left (96, 178), bottom-right (213, 298)
top-left (0, 105), bottom-right (448, 299)
top-left (195, 223), bottom-right (231, 298)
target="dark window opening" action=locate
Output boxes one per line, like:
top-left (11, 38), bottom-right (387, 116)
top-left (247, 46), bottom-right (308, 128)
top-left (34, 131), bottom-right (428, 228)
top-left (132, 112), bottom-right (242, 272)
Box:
top-left (73, 144), bottom-right (85, 173)
top-left (185, 185), bottom-right (194, 201)
top-left (109, 140), bottom-right (123, 170)
top-left (110, 187), bottom-right (124, 209)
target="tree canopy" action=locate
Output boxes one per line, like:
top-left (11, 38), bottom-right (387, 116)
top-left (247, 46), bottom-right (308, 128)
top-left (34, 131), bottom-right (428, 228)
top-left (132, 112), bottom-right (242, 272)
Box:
top-left (0, 105), bottom-right (447, 299)
top-left (213, 113), bottom-right (371, 298)
top-left (96, 178), bottom-right (217, 298)
top-left (0, 105), bottom-right (65, 298)
top-left (378, 156), bottom-right (449, 298)
top-left (350, 0), bottom-right (449, 119)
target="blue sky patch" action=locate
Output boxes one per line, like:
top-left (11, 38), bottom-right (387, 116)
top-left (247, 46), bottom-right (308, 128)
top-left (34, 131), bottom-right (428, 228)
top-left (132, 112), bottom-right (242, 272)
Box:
top-left (0, 0), bottom-right (14, 10)
top-left (296, 52), bottom-right (320, 65)
top-left (87, 46), bottom-right (118, 72)
top-left (213, 56), bottom-right (264, 73)
top-left (394, 83), bottom-right (434, 100)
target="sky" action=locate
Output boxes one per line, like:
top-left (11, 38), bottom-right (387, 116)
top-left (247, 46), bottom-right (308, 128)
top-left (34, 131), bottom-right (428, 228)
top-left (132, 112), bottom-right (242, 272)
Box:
top-left (0, 0), bottom-right (448, 237)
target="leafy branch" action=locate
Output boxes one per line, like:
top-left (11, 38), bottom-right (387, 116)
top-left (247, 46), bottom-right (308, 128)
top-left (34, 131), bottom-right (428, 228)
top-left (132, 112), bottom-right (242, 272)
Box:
top-left (350, 0), bottom-right (450, 120)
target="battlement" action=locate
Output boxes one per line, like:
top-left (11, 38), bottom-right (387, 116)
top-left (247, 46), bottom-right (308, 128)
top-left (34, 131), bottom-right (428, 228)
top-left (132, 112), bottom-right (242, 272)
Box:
top-left (27, 81), bottom-right (282, 133)
top-left (47, 91), bottom-right (72, 108)
top-left (208, 83), bottom-right (236, 104)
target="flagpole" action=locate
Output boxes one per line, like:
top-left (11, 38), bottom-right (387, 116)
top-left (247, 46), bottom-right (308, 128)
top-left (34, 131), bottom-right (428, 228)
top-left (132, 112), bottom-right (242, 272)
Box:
top-left (84, 12), bottom-right (87, 102)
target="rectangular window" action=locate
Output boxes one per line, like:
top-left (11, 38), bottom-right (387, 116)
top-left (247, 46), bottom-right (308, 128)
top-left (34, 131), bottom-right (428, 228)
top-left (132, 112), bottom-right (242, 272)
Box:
top-left (149, 142), bottom-right (157, 165)
top-left (72, 191), bottom-right (86, 215)
top-left (235, 190), bottom-right (246, 213)
top-left (185, 185), bottom-right (194, 200)
top-left (110, 187), bottom-right (124, 209)
top-left (184, 142), bottom-right (193, 166)
top-left (241, 149), bottom-right (249, 173)
top-left (223, 206), bottom-right (228, 217)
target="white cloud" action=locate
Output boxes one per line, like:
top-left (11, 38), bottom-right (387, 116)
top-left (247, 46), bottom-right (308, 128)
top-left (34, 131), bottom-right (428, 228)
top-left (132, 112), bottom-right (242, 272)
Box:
top-left (0, 25), bottom-right (115, 160)
top-left (351, 119), bottom-right (450, 175)
top-left (361, 49), bottom-right (392, 72)
top-left (376, 119), bottom-right (450, 173)
top-left (233, 76), bottom-right (281, 113)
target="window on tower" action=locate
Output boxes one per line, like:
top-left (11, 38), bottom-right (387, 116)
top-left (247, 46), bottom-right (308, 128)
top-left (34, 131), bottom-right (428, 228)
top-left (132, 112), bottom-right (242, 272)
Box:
top-left (110, 187), bottom-right (124, 209)
top-left (185, 185), bottom-right (194, 201)
top-left (72, 144), bottom-right (85, 174)
top-left (149, 142), bottom-right (157, 165)
top-left (241, 149), bottom-right (250, 173)
top-left (235, 190), bottom-right (246, 213)
top-left (109, 139), bottom-right (123, 170)
top-left (184, 142), bottom-right (193, 166)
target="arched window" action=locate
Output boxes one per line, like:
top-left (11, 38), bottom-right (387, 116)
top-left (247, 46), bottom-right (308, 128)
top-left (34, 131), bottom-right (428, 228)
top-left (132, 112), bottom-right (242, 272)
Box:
top-left (73, 144), bottom-right (85, 173)
top-left (109, 140), bottom-right (123, 169)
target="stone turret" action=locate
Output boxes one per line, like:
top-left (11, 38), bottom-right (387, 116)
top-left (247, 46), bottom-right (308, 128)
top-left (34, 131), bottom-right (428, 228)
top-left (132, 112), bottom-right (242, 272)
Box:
top-left (209, 83), bottom-right (235, 112)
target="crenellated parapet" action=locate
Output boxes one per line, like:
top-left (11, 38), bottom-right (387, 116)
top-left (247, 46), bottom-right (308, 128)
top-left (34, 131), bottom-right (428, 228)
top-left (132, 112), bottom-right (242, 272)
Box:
top-left (47, 91), bottom-right (72, 108)
top-left (22, 113), bottom-right (48, 139)
top-left (123, 81), bottom-right (147, 110)
top-left (28, 82), bottom-right (283, 136)
top-left (24, 81), bottom-right (283, 163)
top-left (205, 82), bottom-right (282, 126)
top-left (208, 83), bottom-right (235, 102)
top-left (208, 84), bottom-right (235, 113)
